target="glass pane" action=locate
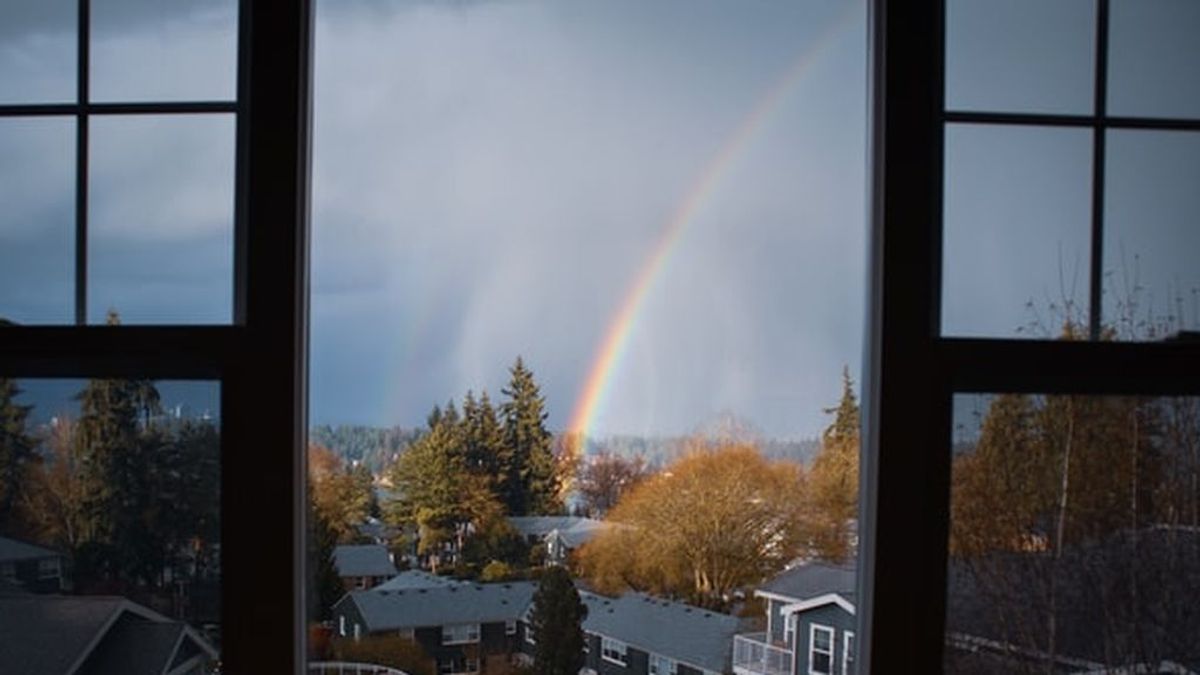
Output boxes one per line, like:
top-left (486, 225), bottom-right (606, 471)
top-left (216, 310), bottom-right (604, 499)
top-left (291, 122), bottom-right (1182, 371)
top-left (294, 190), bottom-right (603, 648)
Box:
top-left (0, 378), bottom-right (221, 671)
top-left (88, 114), bottom-right (234, 325)
top-left (310, 0), bottom-right (866, 671)
top-left (942, 124), bottom-right (1094, 338)
top-left (946, 393), bottom-right (1200, 673)
top-left (945, 0), bottom-right (1095, 115)
top-left (1103, 129), bottom-right (1200, 340)
top-left (90, 0), bottom-right (237, 103)
top-left (1108, 0), bottom-right (1200, 119)
top-left (0, 0), bottom-right (76, 104)
top-left (0, 117), bottom-right (74, 325)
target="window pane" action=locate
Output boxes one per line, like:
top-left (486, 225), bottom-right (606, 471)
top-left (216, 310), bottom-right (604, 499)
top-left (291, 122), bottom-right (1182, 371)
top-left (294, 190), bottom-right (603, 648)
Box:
top-left (945, 393), bottom-right (1200, 673)
top-left (942, 124), bottom-right (1094, 338)
top-left (0, 378), bottom-right (221, 672)
top-left (310, 1), bottom-right (866, 672)
top-left (1108, 0), bottom-right (1200, 119)
top-left (88, 114), bottom-right (234, 324)
top-left (0, 117), bottom-right (74, 325)
top-left (0, 0), bottom-right (75, 104)
top-left (90, 0), bottom-right (237, 103)
top-left (1103, 130), bottom-right (1200, 340)
top-left (945, 0), bottom-right (1095, 115)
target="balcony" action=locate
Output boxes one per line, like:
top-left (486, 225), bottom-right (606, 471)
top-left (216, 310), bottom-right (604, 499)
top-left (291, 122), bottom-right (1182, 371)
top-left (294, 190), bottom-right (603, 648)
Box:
top-left (733, 633), bottom-right (793, 675)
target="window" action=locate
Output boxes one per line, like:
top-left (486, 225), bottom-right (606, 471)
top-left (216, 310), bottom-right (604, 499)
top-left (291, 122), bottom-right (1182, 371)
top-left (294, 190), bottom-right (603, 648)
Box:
top-left (505, 619), bottom-right (517, 636)
top-left (36, 558), bottom-right (60, 579)
top-left (525, 622), bottom-right (536, 645)
top-left (4, 0), bottom-right (303, 673)
top-left (338, 615), bottom-right (346, 637)
top-left (353, 622), bottom-right (361, 640)
top-left (649, 654), bottom-right (676, 675)
top-left (601, 637), bottom-right (629, 666)
top-left (843, 631), bottom-right (855, 675)
top-left (865, 1), bottom-right (1200, 672)
top-left (442, 623), bottom-right (481, 645)
top-left (809, 624), bottom-right (834, 675)
top-left (784, 612), bottom-right (797, 648)
top-left (399, 627), bottom-right (414, 640)
top-left (0, 563), bottom-right (14, 582)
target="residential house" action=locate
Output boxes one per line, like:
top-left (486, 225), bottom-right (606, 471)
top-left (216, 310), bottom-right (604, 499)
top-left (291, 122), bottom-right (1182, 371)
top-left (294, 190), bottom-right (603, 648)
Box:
top-left (333, 544), bottom-right (399, 591)
top-left (0, 591), bottom-right (217, 674)
top-left (734, 562), bottom-right (857, 675)
top-left (371, 569), bottom-right (461, 593)
top-left (332, 581), bottom-right (536, 674)
top-left (0, 535), bottom-right (65, 593)
top-left (518, 591), bottom-right (743, 675)
top-left (508, 516), bottom-right (611, 565)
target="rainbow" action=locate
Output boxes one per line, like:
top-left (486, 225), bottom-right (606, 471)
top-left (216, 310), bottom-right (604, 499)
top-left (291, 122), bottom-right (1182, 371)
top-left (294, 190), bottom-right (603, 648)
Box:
top-left (566, 11), bottom-right (856, 440)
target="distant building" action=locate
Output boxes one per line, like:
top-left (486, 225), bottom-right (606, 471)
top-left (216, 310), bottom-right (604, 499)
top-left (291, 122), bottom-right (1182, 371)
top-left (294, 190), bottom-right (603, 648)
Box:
top-left (0, 536), bottom-right (65, 593)
top-left (0, 592), bottom-right (217, 674)
top-left (333, 581), bottom-right (536, 674)
top-left (734, 561), bottom-right (857, 675)
top-left (519, 591), bottom-right (744, 675)
top-left (370, 569), bottom-right (461, 593)
top-left (333, 544), bottom-right (398, 591)
top-left (507, 516), bottom-right (611, 565)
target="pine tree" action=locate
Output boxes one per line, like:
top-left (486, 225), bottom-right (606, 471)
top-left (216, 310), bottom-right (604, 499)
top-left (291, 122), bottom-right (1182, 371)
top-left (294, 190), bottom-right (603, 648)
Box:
top-left (529, 565), bottom-right (589, 675)
top-left (807, 366), bottom-right (860, 561)
top-left (462, 389), bottom-right (504, 486)
top-left (0, 378), bottom-right (35, 536)
top-left (499, 357), bottom-right (561, 516)
top-left (74, 370), bottom-right (162, 584)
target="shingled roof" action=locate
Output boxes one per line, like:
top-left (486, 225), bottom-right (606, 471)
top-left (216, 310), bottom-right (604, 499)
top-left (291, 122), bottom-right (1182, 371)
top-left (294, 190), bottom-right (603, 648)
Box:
top-left (757, 560), bottom-right (857, 605)
top-left (579, 592), bottom-right (745, 674)
top-left (333, 544), bottom-right (398, 578)
top-left (0, 536), bottom-right (61, 564)
top-left (337, 582), bottom-right (537, 631)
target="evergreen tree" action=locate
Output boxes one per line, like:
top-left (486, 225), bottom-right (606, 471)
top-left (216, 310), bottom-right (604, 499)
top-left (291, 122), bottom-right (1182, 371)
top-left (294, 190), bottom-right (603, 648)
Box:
top-left (74, 370), bottom-right (162, 584)
top-left (807, 367), bottom-right (860, 561)
top-left (499, 357), bottom-right (560, 515)
top-left (529, 565), bottom-right (589, 675)
top-left (462, 389), bottom-right (504, 485)
top-left (307, 491), bottom-right (343, 621)
top-left (0, 378), bottom-right (35, 536)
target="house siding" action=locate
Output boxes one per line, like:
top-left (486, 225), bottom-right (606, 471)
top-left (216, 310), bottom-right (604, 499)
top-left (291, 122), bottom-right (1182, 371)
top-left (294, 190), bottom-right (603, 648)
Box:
top-left (790, 604), bottom-right (854, 675)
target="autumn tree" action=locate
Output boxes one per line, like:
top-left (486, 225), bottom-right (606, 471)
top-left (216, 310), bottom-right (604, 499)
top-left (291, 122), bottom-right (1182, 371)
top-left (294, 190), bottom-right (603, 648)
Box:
top-left (500, 357), bottom-right (561, 515)
top-left (806, 367), bottom-right (860, 561)
top-left (307, 490), bottom-right (343, 621)
top-left (578, 442), bottom-right (807, 609)
top-left (0, 378), bottom-right (35, 537)
top-left (22, 416), bottom-right (88, 553)
top-left (576, 450), bottom-right (650, 518)
top-left (529, 565), bottom-right (589, 675)
top-left (309, 443), bottom-right (374, 544)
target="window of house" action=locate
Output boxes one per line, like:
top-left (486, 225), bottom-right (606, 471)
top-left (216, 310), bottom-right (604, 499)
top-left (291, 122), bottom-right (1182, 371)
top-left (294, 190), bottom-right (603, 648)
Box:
top-left (601, 637), bottom-right (629, 666)
top-left (649, 654), bottom-right (677, 675)
top-left (525, 622), bottom-right (536, 645)
top-left (442, 623), bottom-right (481, 645)
top-left (784, 613), bottom-right (797, 648)
top-left (338, 615), bottom-right (346, 637)
top-left (36, 558), bottom-right (60, 579)
top-left (0, 563), bottom-right (14, 582)
top-left (843, 631), bottom-right (855, 675)
top-left (809, 624), bottom-right (834, 675)
top-left (505, 619), bottom-right (517, 636)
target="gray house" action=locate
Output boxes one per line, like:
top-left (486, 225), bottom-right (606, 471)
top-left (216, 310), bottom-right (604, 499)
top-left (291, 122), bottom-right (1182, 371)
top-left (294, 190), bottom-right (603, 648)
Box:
top-left (507, 516), bottom-right (611, 564)
top-left (518, 591), bottom-right (742, 675)
top-left (734, 562), bottom-right (857, 675)
top-left (0, 536), bottom-right (65, 593)
top-left (333, 544), bottom-right (398, 591)
top-left (0, 593), bottom-right (217, 674)
top-left (332, 581), bottom-right (536, 674)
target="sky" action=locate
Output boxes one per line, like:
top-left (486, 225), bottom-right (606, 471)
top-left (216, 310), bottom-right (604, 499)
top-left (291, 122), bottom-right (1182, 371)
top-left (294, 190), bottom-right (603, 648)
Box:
top-left (1, 0), bottom-right (1197, 440)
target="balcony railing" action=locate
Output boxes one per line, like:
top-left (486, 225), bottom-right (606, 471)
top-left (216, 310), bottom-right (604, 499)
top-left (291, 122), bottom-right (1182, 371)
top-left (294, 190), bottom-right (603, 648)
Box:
top-left (733, 633), bottom-right (793, 675)
top-left (309, 662), bottom-right (410, 675)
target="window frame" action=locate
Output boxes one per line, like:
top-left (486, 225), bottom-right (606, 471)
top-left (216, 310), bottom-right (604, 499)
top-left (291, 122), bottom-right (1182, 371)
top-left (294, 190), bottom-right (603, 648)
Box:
top-left (441, 623), bottom-right (482, 645)
top-left (809, 623), bottom-right (834, 675)
top-left (861, 1), bottom-right (1200, 672)
top-left (0, 0), bottom-right (313, 672)
top-left (600, 636), bottom-right (629, 666)
top-left (843, 631), bottom-right (854, 675)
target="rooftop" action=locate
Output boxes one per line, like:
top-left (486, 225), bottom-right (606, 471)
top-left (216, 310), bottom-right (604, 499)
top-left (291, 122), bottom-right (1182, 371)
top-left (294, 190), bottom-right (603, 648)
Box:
top-left (333, 545), bottom-right (398, 579)
top-left (757, 560), bottom-right (857, 605)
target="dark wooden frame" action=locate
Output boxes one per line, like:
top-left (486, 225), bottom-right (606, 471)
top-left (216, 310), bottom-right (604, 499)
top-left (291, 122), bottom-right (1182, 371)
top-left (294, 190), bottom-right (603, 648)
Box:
top-left (0, 0), bottom-right (312, 671)
top-left (860, 1), bottom-right (1200, 671)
